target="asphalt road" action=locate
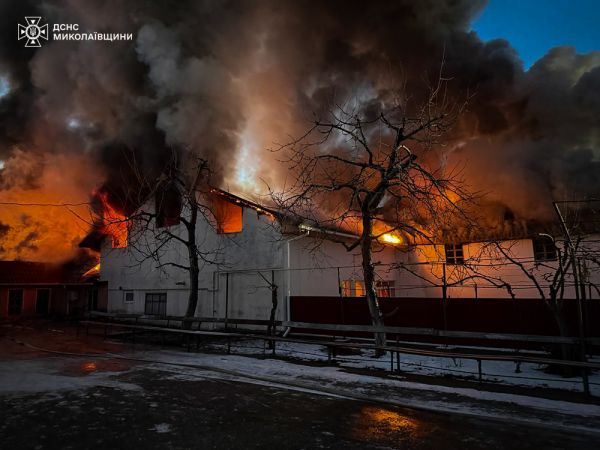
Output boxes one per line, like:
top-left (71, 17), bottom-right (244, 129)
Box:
top-left (0, 322), bottom-right (598, 449)
top-left (2, 359), bottom-right (598, 449)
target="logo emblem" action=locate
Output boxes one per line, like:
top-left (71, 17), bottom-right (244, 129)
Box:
top-left (18, 17), bottom-right (48, 47)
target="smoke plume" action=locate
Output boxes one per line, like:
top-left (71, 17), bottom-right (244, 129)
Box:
top-left (0, 0), bottom-right (599, 260)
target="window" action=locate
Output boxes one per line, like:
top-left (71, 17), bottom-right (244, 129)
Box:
top-left (107, 219), bottom-right (128, 249)
top-left (376, 280), bottom-right (395, 297)
top-left (354, 281), bottom-right (365, 297)
top-left (156, 185), bottom-right (182, 228)
top-left (36, 289), bottom-right (50, 315)
top-left (341, 280), bottom-right (366, 297)
top-left (124, 291), bottom-right (134, 303)
top-left (341, 280), bottom-right (352, 297)
top-left (145, 293), bottom-right (167, 316)
top-left (8, 289), bottom-right (23, 315)
top-left (445, 243), bottom-right (464, 265)
top-left (210, 194), bottom-right (243, 234)
top-left (533, 237), bottom-right (557, 261)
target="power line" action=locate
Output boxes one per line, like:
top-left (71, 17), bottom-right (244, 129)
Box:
top-left (0, 201), bottom-right (92, 207)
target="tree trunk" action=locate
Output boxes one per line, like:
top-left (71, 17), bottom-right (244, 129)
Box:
top-left (361, 214), bottom-right (386, 353)
top-left (183, 260), bottom-right (199, 330)
top-left (183, 204), bottom-right (199, 330)
top-left (550, 305), bottom-right (578, 377)
top-left (267, 281), bottom-right (278, 349)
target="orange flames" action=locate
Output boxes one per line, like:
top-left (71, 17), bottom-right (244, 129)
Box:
top-left (82, 262), bottom-right (100, 278)
top-left (0, 151), bottom-right (103, 262)
top-left (336, 215), bottom-right (404, 246)
top-left (374, 221), bottom-right (404, 246)
top-left (380, 232), bottom-right (402, 245)
top-left (96, 191), bottom-right (128, 249)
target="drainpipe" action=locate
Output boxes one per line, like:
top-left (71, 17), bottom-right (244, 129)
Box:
top-left (283, 228), bottom-right (311, 335)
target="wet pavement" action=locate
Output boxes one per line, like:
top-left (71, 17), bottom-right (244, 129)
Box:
top-left (1, 364), bottom-right (597, 450)
top-left (0, 321), bottom-right (598, 449)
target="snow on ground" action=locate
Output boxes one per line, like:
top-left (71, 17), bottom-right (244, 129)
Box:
top-left (198, 339), bottom-right (600, 395)
top-left (2, 328), bottom-right (598, 434)
top-left (127, 351), bottom-right (600, 432)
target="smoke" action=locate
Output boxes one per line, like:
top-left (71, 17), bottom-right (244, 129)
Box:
top-left (0, 0), bottom-right (598, 261)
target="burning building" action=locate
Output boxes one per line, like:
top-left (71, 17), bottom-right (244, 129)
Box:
top-left (1, 0), bottom-right (599, 266)
top-left (80, 184), bottom-right (600, 340)
top-left (0, 1), bottom-right (599, 334)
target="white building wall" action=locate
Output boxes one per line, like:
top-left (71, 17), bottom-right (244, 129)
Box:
top-left (100, 199), bottom-right (287, 321)
top-left (405, 237), bottom-right (600, 299)
top-left (288, 238), bottom-right (409, 297)
top-left (100, 196), bottom-right (600, 322)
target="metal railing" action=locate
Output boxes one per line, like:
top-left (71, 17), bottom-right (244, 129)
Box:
top-left (80, 312), bottom-right (599, 396)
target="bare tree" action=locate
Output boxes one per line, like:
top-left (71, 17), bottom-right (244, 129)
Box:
top-left (273, 86), bottom-right (470, 348)
top-left (480, 238), bottom-right (597, 369)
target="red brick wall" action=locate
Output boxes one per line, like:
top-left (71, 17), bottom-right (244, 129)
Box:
top-left (290, 296), bottom-right (600, 340)
top-left (0, 286), bottom-right (88, 317)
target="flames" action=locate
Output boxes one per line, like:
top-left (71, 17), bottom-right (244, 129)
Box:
top-left (0, 151), bottom-right (103, 262)
top-left (380, 233), bottom-right (402, 245)
top-left (96, 191), bottom-right (128, 249)
top-left (375, 221), bottom-right (403, 246)
top-left (335, 215), bottom-right (405, 246)
top-left (82, 262), bottom-right (100, 278)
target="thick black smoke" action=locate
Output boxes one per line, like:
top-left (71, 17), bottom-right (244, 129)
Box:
top-left (0, 0), bottom-right (599, 253)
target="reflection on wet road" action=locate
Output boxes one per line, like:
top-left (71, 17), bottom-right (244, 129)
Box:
top-left (352, 406), bottom-right (423, 443)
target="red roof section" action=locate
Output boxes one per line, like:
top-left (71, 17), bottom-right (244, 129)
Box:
top-left (0, 261), bottom-right (70, 284)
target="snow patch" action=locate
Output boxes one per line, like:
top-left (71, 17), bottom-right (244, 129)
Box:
top-left (150, 423), bottom-right (171, 433)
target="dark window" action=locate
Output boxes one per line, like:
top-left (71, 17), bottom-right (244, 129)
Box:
top-left (156, 185), bottom-right (182, 228)
top-left (376, 280), bottom-right (396, 297)
top-left (36, 289), bottom-right (50, 315)
top-left (533, 237), bottom-right (557, 261)
top-left (8, 289), bottom-right (23, 315)
top-left (445, 243), bottom-right (464, 265)
top-left (145, 293), bottom-right (167, 316)
top-left (124, 291), bottom-right (134, 303)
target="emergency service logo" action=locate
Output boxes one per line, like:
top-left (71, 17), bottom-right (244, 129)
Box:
top-left (18, 16), bottom-right (49, 47)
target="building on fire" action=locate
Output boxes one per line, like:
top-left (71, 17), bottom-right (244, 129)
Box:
top-left (79, 187), bottom-right (600, 336)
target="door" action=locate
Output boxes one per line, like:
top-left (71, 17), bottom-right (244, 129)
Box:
top-left (36, 289), bottom-right (50, 315)
top-left (8, 289), bottom-right (23, 315)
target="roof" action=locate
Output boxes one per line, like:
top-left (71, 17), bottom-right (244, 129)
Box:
top-left (82, 186), bottom-right (600, 249)
top-left (79, 186), bottom-right (282, 251)
top-left (0, 261), bottom-right (92, 285)
top-left (79, 229), bottom-right (107, 252)
top-left (208, 187), bottom-right (279, 216)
